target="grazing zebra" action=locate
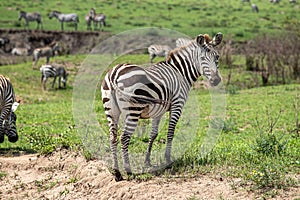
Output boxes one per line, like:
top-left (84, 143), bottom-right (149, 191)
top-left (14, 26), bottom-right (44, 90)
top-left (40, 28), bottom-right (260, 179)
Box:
top-left (0, 75), bottom-right (20, 143)
top-left (40, 64), bottom-right (68, 90)
top-left (148, 44), bottom-right (172, 63)
top-left (175, 37), bottom-right (192, 48)
top-left (49, 11), bottom-right (79, 31)
top-left (101, 32), bottom-right (223, 181)
top-left (33, 43), bottom-right (60, 69)
top-left (11, 44), bottom-right (31, 56)
top-left (18, 11), bottom-right (43, 30)
top-left (252, 4), bottom-right (259, 12)
top-left (89, 8), bottom-right (106, 31)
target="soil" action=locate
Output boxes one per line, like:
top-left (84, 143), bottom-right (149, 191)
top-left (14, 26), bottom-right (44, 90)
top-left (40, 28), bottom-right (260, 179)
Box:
top-left (0, 150), bottom-right (299, 200)
top-left (0, 29), bottom-right (111, 66)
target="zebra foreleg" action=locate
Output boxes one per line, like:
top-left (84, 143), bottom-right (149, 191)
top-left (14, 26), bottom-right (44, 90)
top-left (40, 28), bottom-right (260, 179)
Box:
top-left (145, 117), bottom-right (161, 166)
top-left (150, 54), bottom-right (156, 63)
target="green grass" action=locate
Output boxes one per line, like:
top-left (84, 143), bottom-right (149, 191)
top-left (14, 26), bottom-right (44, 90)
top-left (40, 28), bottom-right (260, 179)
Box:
top-left (0, 0), bottom-right (299, 40)
top-left (0, 51), bottom-right (299, 197)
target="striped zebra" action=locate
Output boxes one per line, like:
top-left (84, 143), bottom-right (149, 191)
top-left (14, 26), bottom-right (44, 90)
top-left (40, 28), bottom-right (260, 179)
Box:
top-left (49, 11), bottom-right (79, 31)
top-left (85, 14), bottom-right (93, 31)
top-left (33, 43), bottom-right (60, 69)
top-left (0, 75), bottom-right (20, 143)
top-left (18, 11), bottom-right (43, 30)
top-left (11, 44), bottom-right (31, 56)
top-left (101, 32), bottom-right (223, 181)
top-left (175, 37), bottom-right (192, 48)
top-left (40, 64), bottom-right (68, 90)
top-left (89, 8), bottom-right (106, 31)
top-left (148, 44), bottom-right (172, 63)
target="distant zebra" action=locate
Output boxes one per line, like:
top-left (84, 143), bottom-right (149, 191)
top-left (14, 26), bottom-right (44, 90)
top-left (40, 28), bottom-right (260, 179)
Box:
top-left (0, 37), bottom-right (9, 49)
top-left (270, 0), bottom-right (280, 3)
top-left (101, 32), bottom-right (223, 181)
top-left (33, 43), bottom-right (60, 69)
top-left (40, 64), bottom-right (68, 90)
top-left (0, 75), bottom-right (20, 143)
top-left (11, 44), bottom-right (31, 56)
top-left (49, 11), bottom-right (79, 31)
top-left (147, 44), bottom-right (172, 63)
top-left (85, 14), bottom-right (93, 31)
top-left (89, 8), bottom-right (106, 31)
top-left (289, 0), bottom-right (296, 3)
top-left (175, 37), bottom-right (192, 48)
top-left (252, 4), bottom-right (259, 12)
top-left (18, 11), bottom-right (43, 29)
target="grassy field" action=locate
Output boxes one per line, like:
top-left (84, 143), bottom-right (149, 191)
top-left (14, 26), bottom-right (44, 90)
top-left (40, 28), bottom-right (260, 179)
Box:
top-left (0, 0), bottom-right (299, 197)
top-left (0, 0), bottom-right (299, 40)
top-left (0, 53), bottom-right (299, 197)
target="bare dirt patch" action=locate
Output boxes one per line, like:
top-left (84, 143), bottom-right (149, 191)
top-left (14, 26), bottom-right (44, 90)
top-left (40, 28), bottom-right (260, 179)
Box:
top-left (0, 150), bottom-right (299, 200)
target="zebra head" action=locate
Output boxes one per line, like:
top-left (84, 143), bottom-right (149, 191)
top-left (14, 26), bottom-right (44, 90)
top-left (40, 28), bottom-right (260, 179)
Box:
top-left (1, 101), bottom-right (19, 143)
top-left (49, 11), bottom-right (60, 19)
top-left (18, 11), bottom-right (26, 21)
top-left (196, 32), bottom-right (223, 86)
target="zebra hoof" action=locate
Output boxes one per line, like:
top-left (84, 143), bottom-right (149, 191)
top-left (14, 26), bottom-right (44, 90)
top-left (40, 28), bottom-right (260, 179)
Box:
top-left (114, 170), bottom-right (124, 182)
top-left (8, 134), bottom-right (18, 143)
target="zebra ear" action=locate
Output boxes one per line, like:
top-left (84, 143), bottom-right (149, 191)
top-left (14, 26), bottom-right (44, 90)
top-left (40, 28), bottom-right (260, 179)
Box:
top-left (210, 32), bottom-right (223, 46)
top-left (11, 101), bottom-right (20, 112)
top-left (196, 35), bottom-right (205, 46)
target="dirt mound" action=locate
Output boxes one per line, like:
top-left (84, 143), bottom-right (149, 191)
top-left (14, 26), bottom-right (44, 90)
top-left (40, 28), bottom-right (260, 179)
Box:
top-left (0, 29), bottom-right (111, 65)
top-left (0, 150), bottom-right (298, 200)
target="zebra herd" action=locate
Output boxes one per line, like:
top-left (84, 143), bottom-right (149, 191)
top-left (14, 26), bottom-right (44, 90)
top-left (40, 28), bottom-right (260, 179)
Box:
top-left (102, 32), bottom-right (223, 181)
top-left (18, 8), bottom-right (106, 31)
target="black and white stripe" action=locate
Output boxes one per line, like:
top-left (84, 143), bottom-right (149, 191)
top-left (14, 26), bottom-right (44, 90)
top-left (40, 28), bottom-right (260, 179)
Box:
top-left (33, 43), bottom-right (59, 69)
top-left (175, 37), bottom-right (192, 48)
top-left (0, 75), bottom-right (19, 143)
top-left (148, 44), bottom-right (172, 63)
top-left (18, 11), bottom-right (43, 29)
top-left (101, 32), bottom-right (223, 181)
top-left (40, 64), bottom-right (68, 90)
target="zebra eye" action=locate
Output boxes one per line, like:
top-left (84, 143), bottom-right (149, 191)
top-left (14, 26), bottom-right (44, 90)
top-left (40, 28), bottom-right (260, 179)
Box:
top-left (201, 56), bottom-right (205, 61)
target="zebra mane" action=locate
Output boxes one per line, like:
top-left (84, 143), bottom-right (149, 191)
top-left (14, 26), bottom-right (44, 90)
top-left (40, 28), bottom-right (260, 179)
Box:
top-left (166, 39), bottom-right (197, 61)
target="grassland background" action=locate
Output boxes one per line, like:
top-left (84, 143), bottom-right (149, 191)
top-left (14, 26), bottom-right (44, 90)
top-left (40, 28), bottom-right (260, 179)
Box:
top-left (0, 0), bottom-right (299, 197)
top-left (0, 0), bottom-right (299, 40)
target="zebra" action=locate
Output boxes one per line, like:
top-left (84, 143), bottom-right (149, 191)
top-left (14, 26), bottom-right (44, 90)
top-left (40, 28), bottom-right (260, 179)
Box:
top-left (40, 64), bottom-right (68, 90)
top-left (11, 44), bottom-right (31, 56)
top-left (101, 32), bottom-right (223, 181)
top-left (289, 0), bottom-right (296, 3)
top-left (49, 11), bottom-right (79, 31)
top-left (175, 37), bottom-right (192, 48)
top-left (0, 75), bottom-right (20, 143)
top-left (85, 14), bottom-right (93, 31)
top-left (252, 4), bottom-right (259, 12)
top-left (0, 37), bottom-right (9, 49)
top-left (33, 43), bottom-right (60, 69)
top-left (89, 8), bottom-right (106, 31)
top-left (18, 11), bottom-right (43, 30)
top-left (147, 44), bottom-right (172, 63)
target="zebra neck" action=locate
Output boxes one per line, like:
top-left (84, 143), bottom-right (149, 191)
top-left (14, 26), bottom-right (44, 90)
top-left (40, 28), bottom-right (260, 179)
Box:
top-left (167, 50), bottom-right (200, 87)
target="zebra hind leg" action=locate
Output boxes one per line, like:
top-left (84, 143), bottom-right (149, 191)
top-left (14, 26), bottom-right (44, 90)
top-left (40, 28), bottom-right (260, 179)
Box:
top-left (144, 117), bottom-right (161, 167)
top-left (120, 115), bottom-right (140, 177)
